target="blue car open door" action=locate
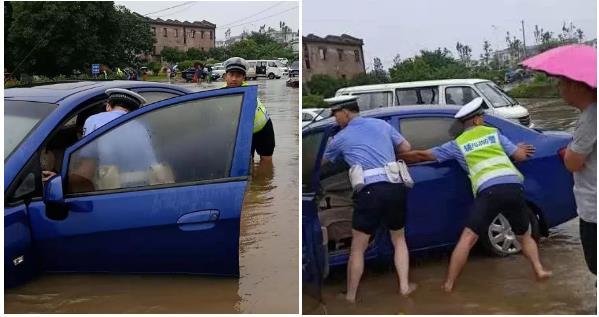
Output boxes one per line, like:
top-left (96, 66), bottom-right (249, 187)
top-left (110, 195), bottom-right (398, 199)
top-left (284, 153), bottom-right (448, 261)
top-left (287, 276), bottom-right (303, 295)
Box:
top-left (26, 86), bottom-right (257, 276)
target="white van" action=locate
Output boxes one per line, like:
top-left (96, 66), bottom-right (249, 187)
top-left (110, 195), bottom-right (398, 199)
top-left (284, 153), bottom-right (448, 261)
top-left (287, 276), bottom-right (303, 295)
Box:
top-left (246, 60), bottom-right (283, 80)
top-left (335, 79), bottom-right (533, 127)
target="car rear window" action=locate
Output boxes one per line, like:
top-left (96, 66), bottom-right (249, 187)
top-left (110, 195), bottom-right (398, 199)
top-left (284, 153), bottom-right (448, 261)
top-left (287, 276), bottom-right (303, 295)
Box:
top-left (5, 100), bottom-right (57, 159)
top-left (399, 117), bottom-right (464, 150)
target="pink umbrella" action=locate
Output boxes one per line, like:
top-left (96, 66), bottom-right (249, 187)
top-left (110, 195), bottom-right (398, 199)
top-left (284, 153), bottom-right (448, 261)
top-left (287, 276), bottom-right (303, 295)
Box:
top-left (520, 44), bottom-right (597, 88)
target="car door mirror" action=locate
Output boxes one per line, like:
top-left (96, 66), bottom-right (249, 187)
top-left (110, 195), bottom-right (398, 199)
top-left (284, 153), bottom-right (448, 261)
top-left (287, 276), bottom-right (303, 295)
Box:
top-left (44, 175), bottom-right (64, 205)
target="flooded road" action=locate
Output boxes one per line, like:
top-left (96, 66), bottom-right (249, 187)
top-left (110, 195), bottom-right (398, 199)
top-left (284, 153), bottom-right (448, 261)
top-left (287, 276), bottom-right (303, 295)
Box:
top-left (305, 98), bottom-right (596, 314)
top-left (5, 78), bottom-right (299, 313)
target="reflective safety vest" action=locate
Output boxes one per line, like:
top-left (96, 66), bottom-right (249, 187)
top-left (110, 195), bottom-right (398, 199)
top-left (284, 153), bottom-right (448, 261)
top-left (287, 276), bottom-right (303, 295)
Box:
top-left (455, 125), bottom-right (523, 195)
top-left (224, 82), bottom-right (270, 133)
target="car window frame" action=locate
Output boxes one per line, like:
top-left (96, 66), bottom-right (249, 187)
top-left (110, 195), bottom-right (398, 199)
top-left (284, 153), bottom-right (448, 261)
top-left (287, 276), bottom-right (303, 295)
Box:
top-left (443, 85), bottom-right (481, 106)
top-left (60, 87), bottom-right (255, 198)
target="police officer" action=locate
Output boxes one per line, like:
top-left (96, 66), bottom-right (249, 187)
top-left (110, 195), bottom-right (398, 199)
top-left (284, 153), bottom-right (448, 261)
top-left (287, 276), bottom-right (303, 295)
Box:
top-left (321, 96), bottom-right (416, 302)
top-left (67, 88), bottom-right (160, 192)
top-left (223, 57), bottom-right (275, 162)
top-left (400, 97), bottom-right (553, 292)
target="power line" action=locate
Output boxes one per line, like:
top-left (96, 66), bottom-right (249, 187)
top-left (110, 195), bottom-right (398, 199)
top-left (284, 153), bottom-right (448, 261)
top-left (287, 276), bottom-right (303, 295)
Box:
top-left (217, 5), bottom-right (298, 30)
top-left (151, 2), bottom-right (199, 19)
top-left (142, 2), bottom-right (193, 17)
top-left (219, 2), bottom-right (284, 29)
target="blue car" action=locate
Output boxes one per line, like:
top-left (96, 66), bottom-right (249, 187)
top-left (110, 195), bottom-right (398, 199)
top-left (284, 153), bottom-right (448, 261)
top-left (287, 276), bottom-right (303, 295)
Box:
top-left (302, 106), bottom-right (577, 297)
top-left (5, 81), bottom-right (258, 288)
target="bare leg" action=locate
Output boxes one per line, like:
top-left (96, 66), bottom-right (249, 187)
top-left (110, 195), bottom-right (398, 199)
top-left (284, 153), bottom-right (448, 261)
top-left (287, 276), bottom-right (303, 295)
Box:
top-left (517, 233), bottom-right (553, 279)
top-left (346, 229), bottom-right (370, 303)
top-left (443, 228), bottom-right (479, 292)
top-left (259, 155), bottom-right (273, 163)
top-left (389, 229), bottom-right (417, 296)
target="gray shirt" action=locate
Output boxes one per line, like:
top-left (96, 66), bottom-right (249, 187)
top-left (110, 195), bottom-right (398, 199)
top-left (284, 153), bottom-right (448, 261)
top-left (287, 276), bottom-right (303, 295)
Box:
top-left (569, 103), bottom-right (596, 223)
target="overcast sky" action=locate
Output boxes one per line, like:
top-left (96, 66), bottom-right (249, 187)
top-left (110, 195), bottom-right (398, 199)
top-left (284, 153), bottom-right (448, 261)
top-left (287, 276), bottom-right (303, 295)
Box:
top-left (116, 1), bottom-right (299, 41)
top-left (303, 0), bottom-right (597, 69)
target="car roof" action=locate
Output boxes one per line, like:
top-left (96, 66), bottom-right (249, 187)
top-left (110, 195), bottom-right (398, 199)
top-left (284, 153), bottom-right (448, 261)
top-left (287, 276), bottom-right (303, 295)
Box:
top-left (303, 105), bottom-right (463, 131)
top-left (336, 79), bottom-right (491, 94)
top-left (4, 80), bottom-right (193, 104)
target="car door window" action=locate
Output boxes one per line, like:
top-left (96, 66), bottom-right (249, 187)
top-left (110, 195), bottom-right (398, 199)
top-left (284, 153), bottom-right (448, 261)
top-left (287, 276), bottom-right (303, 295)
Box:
top-left (419, 87), bottom-right (439, 104)
top-left (303, 113), bottom-right (313, 121)
top-left (67, 94), bottom-right (244, 194)
top-left (303, 131), bottom-right (325, 191)
top-left (399, 117), bottom-right (464, 150)
top-left (396, 88), bottom-right (419, 105)
top-left (137, 91), bottom-right (181, 105)
top-left (268, 61), bottom-right (277, 67)
top-left (445, 86), bottom-right (480, 105)
top-left (354, 92), bottom-right (392, 110)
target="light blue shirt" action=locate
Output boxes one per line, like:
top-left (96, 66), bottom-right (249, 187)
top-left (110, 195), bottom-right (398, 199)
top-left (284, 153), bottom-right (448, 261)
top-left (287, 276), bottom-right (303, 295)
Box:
top-left (432, 127), bottom-right (522, 192)
top-left (80, 110), bottom-right (158, 173)
top-left (324, 117), bottom-right (405, 185)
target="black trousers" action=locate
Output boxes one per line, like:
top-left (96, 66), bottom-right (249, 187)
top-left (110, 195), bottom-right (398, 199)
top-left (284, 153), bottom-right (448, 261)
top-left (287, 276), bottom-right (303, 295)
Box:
top-left (580, 219), bottom-right (596, 275)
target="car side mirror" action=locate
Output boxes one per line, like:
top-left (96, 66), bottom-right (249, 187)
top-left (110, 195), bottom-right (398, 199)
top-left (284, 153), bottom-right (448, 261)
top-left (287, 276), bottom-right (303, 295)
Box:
top-left (44, 175), bottom-right (69, 220)
top-left (44, 175), bottom-right (64, 204)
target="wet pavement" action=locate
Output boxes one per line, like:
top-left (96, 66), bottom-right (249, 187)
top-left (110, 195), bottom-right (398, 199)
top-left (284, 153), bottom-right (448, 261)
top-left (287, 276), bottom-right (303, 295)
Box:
top-left (304, 98), bottom-right (596, 315)
top-left (4, 78), bottom-right (299, 313)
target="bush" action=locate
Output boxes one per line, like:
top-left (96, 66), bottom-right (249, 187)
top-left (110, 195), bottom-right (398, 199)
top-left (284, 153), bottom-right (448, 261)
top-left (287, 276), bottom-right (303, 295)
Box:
top-left (302, 94), bottom-right (327, 108)
top-left (508, 81), bottom-right (559, 98)
top-left (305, 74), bottom-right (347, 98)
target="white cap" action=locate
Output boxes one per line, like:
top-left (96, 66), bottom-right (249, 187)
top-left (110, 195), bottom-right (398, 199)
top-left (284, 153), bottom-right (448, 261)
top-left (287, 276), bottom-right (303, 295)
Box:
top-left (454, 97), bottom-right (485, 120)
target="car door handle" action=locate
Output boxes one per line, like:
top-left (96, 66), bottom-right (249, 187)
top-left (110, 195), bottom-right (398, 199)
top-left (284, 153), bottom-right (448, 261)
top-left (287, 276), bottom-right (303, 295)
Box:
top-left (177, 210), bottom-right (220, 231)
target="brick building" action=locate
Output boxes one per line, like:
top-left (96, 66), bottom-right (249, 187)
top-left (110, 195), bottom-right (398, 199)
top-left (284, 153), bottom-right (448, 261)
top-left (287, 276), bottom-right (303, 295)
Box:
top-left (148, 18), bottom-right (216, 59)
top-left (302, 34), bottom-right (365, 82)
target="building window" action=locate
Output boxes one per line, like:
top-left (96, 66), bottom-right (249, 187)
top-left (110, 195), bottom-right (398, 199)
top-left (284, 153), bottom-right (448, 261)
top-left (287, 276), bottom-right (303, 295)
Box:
top-left (152, 46), bottom-right (156, 55)
top-left (201, 47), bottom-right (205, 51)
top-left (192, 30), bottom-right (196, 38)
top-left (354, 50), bottom-right (360, 62)
top-left (163, 28), bottom-right (167, 37)
top-left (319, 48), bottom-right (327, 60)
top-left (175, 29), bottom-right (178, 37)
top-left (201, 31), bottom-right (205, 39)
top-left (303, 44), bottom-right (311, 69)
top-left (151, 27), bottom-right (156, 35)
top-left (209, 31), bottom-right (213, 39)
top-left (337, 49), bottom-right (344, 61)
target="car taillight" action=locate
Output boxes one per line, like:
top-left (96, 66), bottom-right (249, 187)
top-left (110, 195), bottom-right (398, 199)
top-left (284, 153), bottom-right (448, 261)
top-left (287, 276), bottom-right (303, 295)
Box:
top-left (558, 147), bottom-right (567, 160)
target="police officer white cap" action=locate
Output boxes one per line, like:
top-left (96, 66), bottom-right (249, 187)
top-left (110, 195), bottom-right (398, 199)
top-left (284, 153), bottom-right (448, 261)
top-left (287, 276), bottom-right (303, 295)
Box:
top-left (105, 88), bottom-right (147, 110)
top-left (454, 97), bottom-right (485, 121)
top-left (224, 57), bottom-right (248, 74)
top-left (325, 95), bottom-right (360, 114)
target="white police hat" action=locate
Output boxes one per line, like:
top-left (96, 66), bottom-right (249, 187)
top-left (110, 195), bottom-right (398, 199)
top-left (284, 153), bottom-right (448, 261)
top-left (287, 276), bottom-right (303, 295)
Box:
top-left (324, 95), bottom-right (360, 113)
top-left (454, 97), bottom-right (485, 120)
top-left (105, 88), bottom-right (147, 110)
top-left (224, 57), bottom-right (248, 74)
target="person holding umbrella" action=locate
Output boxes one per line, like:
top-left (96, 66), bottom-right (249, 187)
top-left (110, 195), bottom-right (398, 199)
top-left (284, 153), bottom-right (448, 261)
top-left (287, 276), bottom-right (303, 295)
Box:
top-left (521, 44), bottom-right (597, 276)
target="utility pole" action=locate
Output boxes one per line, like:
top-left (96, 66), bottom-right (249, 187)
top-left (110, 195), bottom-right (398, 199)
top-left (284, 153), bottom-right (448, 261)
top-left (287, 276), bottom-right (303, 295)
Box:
top-left (521, 20), bottom-right (527, 58)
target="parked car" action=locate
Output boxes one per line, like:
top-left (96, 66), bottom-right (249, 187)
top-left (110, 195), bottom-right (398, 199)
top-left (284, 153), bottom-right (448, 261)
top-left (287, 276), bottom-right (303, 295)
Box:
top-left (288, 61), bottom-right (299, 78)
top-left (302, 105), bottom-right (576, 297)
top-left (5, 81), bottom-right (258, 288)
top-left (302, 108), bottom-right (330, 127)
top-left (246, 60), bottom-right (283, 79)
top-left (335, 79), bottom-right (534, 128)
top-left (211, 65), bottom-right (227, 79)
top-left (181, 68), bottom-right (219, 82)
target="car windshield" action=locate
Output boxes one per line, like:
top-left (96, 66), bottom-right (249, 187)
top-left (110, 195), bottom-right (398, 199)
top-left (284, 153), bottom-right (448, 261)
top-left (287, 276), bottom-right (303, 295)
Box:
top-left (275, 61), bottom-right (286, 67)
top-left (475, 82), bottom-right (512, 108)
top-left (5, 100), bottom-right (57, 159)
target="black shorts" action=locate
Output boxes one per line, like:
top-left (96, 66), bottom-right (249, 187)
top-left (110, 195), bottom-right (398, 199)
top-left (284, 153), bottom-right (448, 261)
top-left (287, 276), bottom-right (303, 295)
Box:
top-left (352, 182), bottom-right (408, 235)
top-left (580, 219), bottom-right (596, 275)
top-left (251, 119), bottom-right (275, 156)
top-left (466, 183), bottom-right (530, 236)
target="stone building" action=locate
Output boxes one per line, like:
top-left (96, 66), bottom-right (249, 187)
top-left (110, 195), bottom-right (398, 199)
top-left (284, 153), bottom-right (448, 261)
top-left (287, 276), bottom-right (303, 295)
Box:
top-left (148, 18), bottom-right (216, 59)
top-left (302, 34), bottom-right (365, 82)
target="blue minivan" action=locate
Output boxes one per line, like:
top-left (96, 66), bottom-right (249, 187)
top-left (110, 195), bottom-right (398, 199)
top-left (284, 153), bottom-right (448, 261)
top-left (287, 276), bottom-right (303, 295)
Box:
top-left (5, 81), bottom-right (257, 287)
top-left (302, 106), bottom-right (577, 297)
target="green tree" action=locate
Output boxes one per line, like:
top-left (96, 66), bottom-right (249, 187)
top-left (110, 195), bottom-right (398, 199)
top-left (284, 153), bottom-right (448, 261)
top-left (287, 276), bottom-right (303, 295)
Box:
top-left (305, 74), bottom-right (347, 97)
top-left (186, 47), bottom-right (208, 60)
top-left (6, 1), bottom-right (153, 76)
top-left (160, 47), bottom-right (186, 63)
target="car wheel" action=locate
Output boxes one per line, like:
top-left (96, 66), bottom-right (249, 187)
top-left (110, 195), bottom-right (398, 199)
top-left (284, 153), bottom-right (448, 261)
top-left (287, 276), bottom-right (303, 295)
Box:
top-left (268, 73), bottom-right (275, 79)
top-left (481, 210), bottom-right (540, 257)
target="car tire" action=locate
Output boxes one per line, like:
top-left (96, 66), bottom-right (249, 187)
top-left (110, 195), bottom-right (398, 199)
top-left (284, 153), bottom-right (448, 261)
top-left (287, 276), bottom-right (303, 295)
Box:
top-left (268, 73), bottom-right (275, 79)
top-left (480, 209), bottom-right (540, 257)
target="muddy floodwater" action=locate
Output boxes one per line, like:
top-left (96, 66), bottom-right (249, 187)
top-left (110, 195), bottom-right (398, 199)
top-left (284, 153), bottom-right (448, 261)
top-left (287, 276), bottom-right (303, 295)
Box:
top-left (305, 98), bottom-right (596, 315)
top-left (5, 79), bottom-right (299, 313)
